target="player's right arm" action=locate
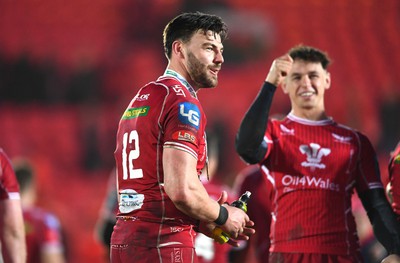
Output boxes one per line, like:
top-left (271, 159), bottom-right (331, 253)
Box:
top-left (163, 147), bottom-right (253, 240)
top-left (236, 54), bottom-right (292, 164)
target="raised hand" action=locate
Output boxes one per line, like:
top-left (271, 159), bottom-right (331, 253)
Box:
top-left (265, 54), bottom-right (293, 87)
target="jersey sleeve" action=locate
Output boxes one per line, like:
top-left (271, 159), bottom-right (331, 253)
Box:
top-left (40, 212), bottom-right (65, 252)
top-left (0, 149), bottom-right (20, 200)
top-left (355, 133), bottom-right (383, 193)
top-left (263, 119), bottom-right (276, 161)
top-left (162, 90), bottom-right (206, 161)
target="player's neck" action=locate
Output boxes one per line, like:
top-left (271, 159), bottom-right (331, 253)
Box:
top-left (290, 108), bottom-right (328, 121)
top-left (166, 62), bottom-right (199, 92)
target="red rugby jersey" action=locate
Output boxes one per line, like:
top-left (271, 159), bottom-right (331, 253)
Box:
top-left (389, 141), bottom-right (400, 217)
top-left (24, 207), bottom-right (64, 263)
top-left (0, 148), bottom-right (20, 201)
top-left (261, 113), bottom-right (382, 255)
top-left (113, 70), bottom-right (207, 246)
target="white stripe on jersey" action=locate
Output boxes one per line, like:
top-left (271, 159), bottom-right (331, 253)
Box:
top-left (158, 241), bottom-right (183, 247)
top-left (7, 192), bottom-right (20, 200)
top-left (164, 142), bottom-right (198, 160)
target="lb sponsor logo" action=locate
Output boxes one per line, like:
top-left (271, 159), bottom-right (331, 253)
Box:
top-left (172, 130), bottom-right (197, 145)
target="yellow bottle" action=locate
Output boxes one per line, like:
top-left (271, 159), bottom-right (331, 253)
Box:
top-left (212, 191), bottom-right (251, 244)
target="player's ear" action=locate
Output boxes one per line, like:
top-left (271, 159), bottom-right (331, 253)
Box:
top-left (325, 71), bottom-right (331, 90)
top-left (171, 40), bottom-right (185, 59)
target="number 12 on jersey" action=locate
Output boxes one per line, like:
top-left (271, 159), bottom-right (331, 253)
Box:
top-left (122, 130), bottom-right (143, 180)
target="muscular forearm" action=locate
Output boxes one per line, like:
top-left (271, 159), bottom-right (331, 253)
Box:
top-left (235, 82), bottom-right (276, 164)
top-left (359, 188), bottom-right (400, 254)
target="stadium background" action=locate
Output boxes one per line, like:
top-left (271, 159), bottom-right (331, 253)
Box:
top-left (0, 0), bottom-right (399, 262)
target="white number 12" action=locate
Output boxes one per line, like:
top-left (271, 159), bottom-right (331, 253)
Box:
top-left (122, 130), bottom-right (143, 180)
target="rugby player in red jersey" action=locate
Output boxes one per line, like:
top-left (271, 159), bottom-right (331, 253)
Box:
top-left (231, 165), bottom-right (272, 263)
top-left (387, 141), bottom-right (400, 220)
top-left (111, 12), bottom-right (254, 263)
top-left (13, 159), bottom-right (66, 263)
top-left (236, 45), bottom-right (400, 262)
top-left (0, 148), bottom-right (26, 263)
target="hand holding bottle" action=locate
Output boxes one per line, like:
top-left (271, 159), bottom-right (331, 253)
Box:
top-left (213, 191), bottom-right (253, 244)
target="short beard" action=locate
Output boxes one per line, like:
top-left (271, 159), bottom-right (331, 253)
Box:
top-left (187, 52), bottom-right (218, 88)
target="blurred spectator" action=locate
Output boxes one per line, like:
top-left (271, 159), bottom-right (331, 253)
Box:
top-left (0, 148), bottom-right (26, 263)
top-left (181, 0), bottom-right (275, 65)
top-left (66, 56), bottom-right (101, 105)
top-left (13, 158), bottom-right (66, 263)
top-left (195, 125), bottom-right (237, 263)
top-left (378, 89), bottom-right (400, 153)
top-left (230, 165), bottom-right (272, 263)
top-left (95, 168), bottom-right (118, 258)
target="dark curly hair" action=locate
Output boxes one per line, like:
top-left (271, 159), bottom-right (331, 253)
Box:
top-left (163, 12), bottom-right (228, 59)
top-left (289, 45), bottom-right (331, 69)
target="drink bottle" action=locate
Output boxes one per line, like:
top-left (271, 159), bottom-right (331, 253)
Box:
top-left (212, 191), bottom-right (251, 244)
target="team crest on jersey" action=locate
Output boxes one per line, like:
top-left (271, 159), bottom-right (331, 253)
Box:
top-left (172, 85), bottom-right (186, 97)
top-left (299, 143), bottom-right (331, 169)
top-left (172, 130), bottom-right (197, 145)
top-left (178, 102), bottom-right (200, 129)
top-left (122, 106), bottom-right (149, 120)
top-left (119, 189), bottom-right (144, 214)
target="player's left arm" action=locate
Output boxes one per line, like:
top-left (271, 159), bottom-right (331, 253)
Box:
top-left (0, 199), bottom-right (26, 263)
top-left (359, 188), bottom-right (400, 255)
top-left (357, 135), bottom-right (400, 255)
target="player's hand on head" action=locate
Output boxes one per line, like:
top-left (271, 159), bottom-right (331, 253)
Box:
top-left (266, 54), bottom-right (293, 86)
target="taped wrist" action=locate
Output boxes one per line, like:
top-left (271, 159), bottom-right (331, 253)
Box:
top-left (214, 205), bottom-right (228, 225)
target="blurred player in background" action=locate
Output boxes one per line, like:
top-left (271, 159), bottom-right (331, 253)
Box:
top-left (235, 45), bottom-right (400, 262)
top-left (0, 148), bottom-right (26, 263)
top-left (194, 128), bottom-right (237, 263)
top-left (387, 141), bottom-right (400, 220)
top-left (231, 165), bottom-right (272, 263)
top-left (111, 12), bottom-right (254, 263)
top-left (95, 168), bottom-right (118, 258)
top-left (13, 158), bottom-right (66, 263)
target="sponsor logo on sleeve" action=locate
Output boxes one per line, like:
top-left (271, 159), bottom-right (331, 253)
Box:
top-left (122, 106), bottom-right (149, 119)
top-left (395, 154), bottom-right (400, 164)
top-left (178, 102), bottom-right (200, 129)
top-left (172, 130), bottom-right (198, 145)
top-left (136, 94), bottom-right (150, 101)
